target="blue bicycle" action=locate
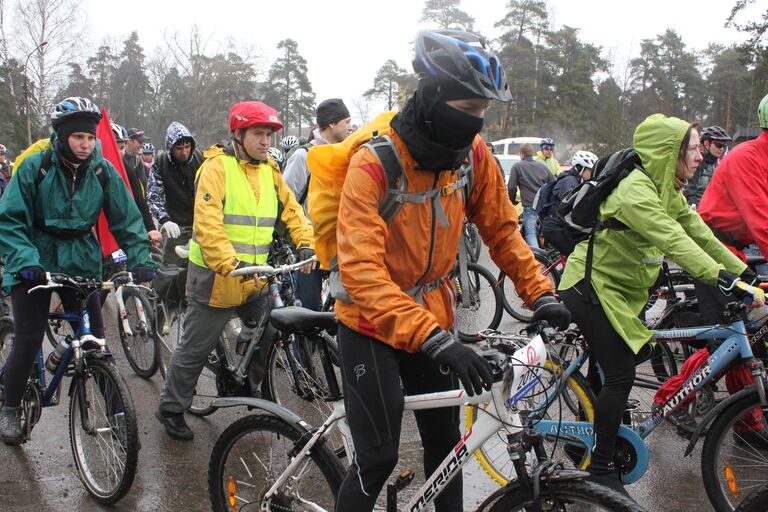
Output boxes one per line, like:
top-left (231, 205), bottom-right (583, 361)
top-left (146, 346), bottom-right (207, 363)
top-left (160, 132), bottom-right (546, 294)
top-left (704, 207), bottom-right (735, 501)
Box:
top-left (0, 272), bottom-right (139, 504)
top-left (471, 282), bottom-right (768, 512)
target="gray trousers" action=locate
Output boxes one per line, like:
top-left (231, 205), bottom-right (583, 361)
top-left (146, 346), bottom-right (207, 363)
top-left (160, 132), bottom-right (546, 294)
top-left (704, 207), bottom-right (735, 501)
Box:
top-left (159, 294), bottom-right (269, 415)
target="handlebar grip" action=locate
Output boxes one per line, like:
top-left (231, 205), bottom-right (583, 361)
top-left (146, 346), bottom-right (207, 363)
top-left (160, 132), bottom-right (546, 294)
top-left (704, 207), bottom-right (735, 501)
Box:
top-left (230, 265), bottom-right (274, 278)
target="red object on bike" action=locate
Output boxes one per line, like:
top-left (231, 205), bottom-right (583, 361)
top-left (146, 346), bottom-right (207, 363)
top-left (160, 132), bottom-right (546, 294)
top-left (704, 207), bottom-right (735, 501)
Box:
top-left (653, 347), bottom-right (764, 431)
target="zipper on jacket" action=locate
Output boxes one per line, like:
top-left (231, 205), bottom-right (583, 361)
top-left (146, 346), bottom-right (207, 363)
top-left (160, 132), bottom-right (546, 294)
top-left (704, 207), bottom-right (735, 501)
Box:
top-left (415, 173), bottom-right (440, 287)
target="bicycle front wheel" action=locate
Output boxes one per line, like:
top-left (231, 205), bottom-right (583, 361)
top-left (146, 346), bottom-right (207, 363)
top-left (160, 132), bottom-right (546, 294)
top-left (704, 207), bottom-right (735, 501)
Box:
top-left (454, 261), bottom-right (503, 342)
top-left (117, 287), bottom-right (159, 379)
top-left (701, 390), bottom-right (768, 512)
top-left (69, 358), bottom-right (139, 505)
top-left (501, 252), bottom-right (561, 323)
top-left (486, 479), bottom-right (644, 512)
top-left (208, 413), bottom-right (343, 512)
top-left (466, 358), bottom-right (596, 486)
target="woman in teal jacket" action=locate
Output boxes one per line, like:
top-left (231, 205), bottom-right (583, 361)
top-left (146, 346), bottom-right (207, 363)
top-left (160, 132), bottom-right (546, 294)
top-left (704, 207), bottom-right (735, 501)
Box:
top-left (559, 113), bottom-right (750, 495)
top-left (0, 97), bottom-right (155, 444)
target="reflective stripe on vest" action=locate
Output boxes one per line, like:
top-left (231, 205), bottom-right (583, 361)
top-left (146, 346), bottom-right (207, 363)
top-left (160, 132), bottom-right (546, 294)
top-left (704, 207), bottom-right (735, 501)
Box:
top-left (189, 156), bottom-right (277, 268)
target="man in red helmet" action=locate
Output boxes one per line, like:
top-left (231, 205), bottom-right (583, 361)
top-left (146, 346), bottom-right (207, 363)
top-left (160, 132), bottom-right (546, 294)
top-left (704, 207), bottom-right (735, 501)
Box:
top-left (156, 101), bottom-right (314, 441)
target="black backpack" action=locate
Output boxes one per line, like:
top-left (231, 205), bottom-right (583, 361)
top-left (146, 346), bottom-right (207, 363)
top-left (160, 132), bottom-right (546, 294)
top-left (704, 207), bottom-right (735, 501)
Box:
top-left (557, 148), bottom-right (653, 303)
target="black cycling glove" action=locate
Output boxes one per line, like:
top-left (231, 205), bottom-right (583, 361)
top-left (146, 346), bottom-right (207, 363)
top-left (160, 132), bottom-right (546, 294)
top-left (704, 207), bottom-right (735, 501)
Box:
top-left (531, 292), bottom-right (571, 330)
top-left (17, 266), bottom-right (46, 285)
top-left (131, 266), bottom-right (155, 284)
top-left (297, 247), bottom-right (316, 264)
top-left (739, 268), bottom-right (765, 286)
top-left (421, 329), bottom-right (493, 396)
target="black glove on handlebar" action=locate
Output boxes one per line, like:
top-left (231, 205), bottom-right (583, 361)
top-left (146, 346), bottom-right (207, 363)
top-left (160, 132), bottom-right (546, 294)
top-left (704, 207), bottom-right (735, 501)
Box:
top-left (297, 248), bottom-right (316, 264)
top-left (740, 268), bottom-right (765, 286)
top-left (421, 329), bottom-right (493, 396)
top-left (131, 266), bottom-right (155, 284)
top-left (531, 292), bottom-right (571, 330)
top-left (17, 266), bottom-right (46, 285)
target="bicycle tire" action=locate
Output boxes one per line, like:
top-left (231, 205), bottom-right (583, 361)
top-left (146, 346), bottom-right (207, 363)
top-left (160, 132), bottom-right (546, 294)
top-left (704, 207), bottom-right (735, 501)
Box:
top-left (155, 300), bottom-right (187, 380)
top-left (465, 222), bottom-right (482, 263)
top-left (466, 358), bottom-right (596, 486)
top-left (262, 331), bottom-right (345, 454)
top-left (69, 357), bottom-right (139, 504)
top-left (44, 291), bottom-right (74, 350)
top-left (735, 483), bottom-right (768, 512)
top-left (701, 390), bottom-right (768, 512)
top-left (0, 316), bottom-right (13, 368)
top-left (455, 261), bottom-right (504, 342)
top-left (485, 479), bottom-right (645, 512)
top-left (117, 287), bottom-right (159, 379)
top-left (208, 413), bottom-right (344, 512)
top-left (500, 252), bottom-right (561, 323)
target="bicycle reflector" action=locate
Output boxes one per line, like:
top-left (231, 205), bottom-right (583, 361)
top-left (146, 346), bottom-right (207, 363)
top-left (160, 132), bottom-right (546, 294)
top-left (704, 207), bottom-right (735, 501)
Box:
top-left (228, 475), bottom-right (237, 511)
top-left (724, 463), bottom-right (739, 497)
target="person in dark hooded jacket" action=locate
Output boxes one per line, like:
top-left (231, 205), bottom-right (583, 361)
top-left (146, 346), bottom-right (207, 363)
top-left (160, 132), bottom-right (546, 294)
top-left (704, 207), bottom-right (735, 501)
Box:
top-left (147, 122), bottom-right (204, 264)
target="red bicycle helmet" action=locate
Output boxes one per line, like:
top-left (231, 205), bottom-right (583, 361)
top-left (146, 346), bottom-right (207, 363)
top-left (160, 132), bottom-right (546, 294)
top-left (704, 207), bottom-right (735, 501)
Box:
top-left (229, 101), bottom-right (283, 132)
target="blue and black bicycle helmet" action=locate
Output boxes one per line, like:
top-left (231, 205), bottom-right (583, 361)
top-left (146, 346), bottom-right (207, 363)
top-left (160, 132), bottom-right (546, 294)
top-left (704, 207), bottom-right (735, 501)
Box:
top-left (51, 96), bottom-right (101, 128)
top-left (413, 30), bottom-right (511, 102)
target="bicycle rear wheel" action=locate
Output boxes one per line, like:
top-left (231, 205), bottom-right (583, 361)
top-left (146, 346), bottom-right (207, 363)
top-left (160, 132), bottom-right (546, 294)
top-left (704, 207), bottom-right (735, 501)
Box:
top-left (501, 252), bottom-right (561, 323)
top-left (736, 483), bottom-right (768, 512)
top-left (117, 287), bottom-right (159, 379)
top-left (208, 413), bottom-right (343, 512)
top-left (454, 261), bottom-right (503, 342)
top-left (69, 357), bottom-right (139, 505)
top-left (485, 479), bottom-right (644, 512)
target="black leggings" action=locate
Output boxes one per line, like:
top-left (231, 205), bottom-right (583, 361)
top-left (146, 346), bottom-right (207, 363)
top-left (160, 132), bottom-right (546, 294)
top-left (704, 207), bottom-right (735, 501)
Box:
top-left (335, 323), bottom-right (462, 512)
top-left (560, 282), bottom-right (636, 467)
top-left (2, 282), bottom-right (104, 408)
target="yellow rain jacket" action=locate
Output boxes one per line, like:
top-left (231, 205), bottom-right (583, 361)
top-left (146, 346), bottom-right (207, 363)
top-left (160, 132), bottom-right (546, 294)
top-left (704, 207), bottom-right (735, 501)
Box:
top-left (186, 143), bottom-right (314, 308)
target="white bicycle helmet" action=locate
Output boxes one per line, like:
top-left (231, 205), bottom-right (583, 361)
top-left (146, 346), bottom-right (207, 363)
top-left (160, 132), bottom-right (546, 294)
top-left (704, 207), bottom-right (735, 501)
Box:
top-left (267, 147), bottom-right (284, 165)
top-left (51, 96), bottom-right (101, 128)
top-left (111, 123), bottom-right (129, 142)
top-left (280, 135), bottom-right (299, 151)
top-left (572, 150), bottom-right (598, 170)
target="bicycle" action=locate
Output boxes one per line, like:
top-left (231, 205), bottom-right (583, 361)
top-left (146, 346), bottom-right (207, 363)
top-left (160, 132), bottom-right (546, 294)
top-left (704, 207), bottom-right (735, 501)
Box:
top-left (451, 258), bottom-right (504, 342)
top-left (735, 482), bottom-right (768, 512)
top-left (207, 325), bottom-right (644, 512)
top-left (470, 286), bottom-right (768, 512)
top-left (0, 272), bottom-right (140, 504)
top-left (499, 247), bottom-right (564, 322)
top-left (113, 270), bottom-right (159, 379)
top-left (463, 218), bottom-right (482, 263)
top-left (188, 255), bottom-right (320, 417)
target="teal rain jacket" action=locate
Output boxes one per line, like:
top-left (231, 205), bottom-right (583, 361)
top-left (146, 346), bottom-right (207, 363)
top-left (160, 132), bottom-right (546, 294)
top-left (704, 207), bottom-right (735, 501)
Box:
top-left (559, 114), bottom-right (746, 353)
top-left (0, 137), bottom-right (154, 292)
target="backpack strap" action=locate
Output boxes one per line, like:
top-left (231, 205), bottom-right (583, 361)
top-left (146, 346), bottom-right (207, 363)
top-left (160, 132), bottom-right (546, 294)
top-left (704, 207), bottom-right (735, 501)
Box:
top-left (35, 149), bottom-right (54, 186)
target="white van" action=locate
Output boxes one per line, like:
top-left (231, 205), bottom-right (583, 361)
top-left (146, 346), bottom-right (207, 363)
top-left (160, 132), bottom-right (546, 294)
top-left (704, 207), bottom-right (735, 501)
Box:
top-left (490, 136), bottom-right (544, 180)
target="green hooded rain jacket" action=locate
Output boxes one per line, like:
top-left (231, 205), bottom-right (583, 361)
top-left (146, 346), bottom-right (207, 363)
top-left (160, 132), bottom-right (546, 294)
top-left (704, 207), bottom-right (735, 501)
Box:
top-left (559, 114), bottom-right (746, 354)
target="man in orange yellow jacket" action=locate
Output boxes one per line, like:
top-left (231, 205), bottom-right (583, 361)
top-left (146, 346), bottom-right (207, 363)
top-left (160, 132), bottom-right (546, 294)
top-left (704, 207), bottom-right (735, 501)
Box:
top-left (333, 30), bottom-right (570, 512)
top-left (156, 102), bottom-right (314, 440)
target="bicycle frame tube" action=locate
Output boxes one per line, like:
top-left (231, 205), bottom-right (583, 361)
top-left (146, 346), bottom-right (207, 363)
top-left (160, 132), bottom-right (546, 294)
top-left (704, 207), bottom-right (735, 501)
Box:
top-left (115, 284), bottom-right (151, 338)
top-left (640, 321), bottom-right (753, 436)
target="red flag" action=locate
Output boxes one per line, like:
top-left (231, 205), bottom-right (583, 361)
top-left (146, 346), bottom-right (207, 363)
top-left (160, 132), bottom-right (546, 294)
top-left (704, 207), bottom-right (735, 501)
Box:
top-left (95, 108), bottom-right (134, 257)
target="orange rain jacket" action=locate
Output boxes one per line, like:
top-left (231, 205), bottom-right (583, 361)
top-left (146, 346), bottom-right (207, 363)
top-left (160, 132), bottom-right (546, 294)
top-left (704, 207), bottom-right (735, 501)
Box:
top-left (335, 131), bottom-right (554, 352)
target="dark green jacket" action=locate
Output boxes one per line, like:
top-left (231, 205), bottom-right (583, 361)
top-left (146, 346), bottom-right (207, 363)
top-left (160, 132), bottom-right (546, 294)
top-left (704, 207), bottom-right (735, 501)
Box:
top-left (0, 138), bottom-right (154, 292)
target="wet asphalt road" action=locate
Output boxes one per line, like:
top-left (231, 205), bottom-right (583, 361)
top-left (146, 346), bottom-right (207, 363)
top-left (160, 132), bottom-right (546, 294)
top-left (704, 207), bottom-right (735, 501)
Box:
top-left (0, 251), bottom-right (718, 511)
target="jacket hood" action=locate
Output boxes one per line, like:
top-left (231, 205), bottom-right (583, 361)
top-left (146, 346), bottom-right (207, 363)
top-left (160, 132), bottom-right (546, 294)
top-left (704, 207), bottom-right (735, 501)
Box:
top-left (632, 113), bottom-right (689, 208)
top-left (165, 122), bottom-right (196, 161)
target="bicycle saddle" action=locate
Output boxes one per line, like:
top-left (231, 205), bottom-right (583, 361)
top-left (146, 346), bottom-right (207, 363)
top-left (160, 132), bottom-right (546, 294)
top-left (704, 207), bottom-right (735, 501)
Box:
top-left (270, 306), bottom-right (336, 334)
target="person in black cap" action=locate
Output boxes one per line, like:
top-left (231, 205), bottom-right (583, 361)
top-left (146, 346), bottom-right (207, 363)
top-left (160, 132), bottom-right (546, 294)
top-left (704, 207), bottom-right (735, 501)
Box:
top-left (283, 98), bottom-right (352, 311)
top-left (126, 127), bottom-right (149, 156)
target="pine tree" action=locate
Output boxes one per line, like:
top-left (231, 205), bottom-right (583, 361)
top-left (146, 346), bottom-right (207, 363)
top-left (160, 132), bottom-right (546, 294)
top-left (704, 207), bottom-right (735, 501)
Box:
top-left (262, 39), bottom-right (315, 136)
top-left (364, 59), bottom-right (406, 110)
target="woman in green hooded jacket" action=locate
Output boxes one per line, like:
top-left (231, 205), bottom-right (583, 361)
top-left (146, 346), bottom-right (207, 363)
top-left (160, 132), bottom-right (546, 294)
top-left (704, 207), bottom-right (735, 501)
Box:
top-left (0, 97), bottom-right (155, 445)
top-left (558, 113), bottom-right (750, 495)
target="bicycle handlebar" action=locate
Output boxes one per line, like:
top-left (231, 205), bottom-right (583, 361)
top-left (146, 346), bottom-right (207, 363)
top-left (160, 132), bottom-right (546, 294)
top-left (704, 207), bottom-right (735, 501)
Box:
top-left (27, 271), bottom-right (137, 295)
top-left (229, 256), bottom-right (317, 278)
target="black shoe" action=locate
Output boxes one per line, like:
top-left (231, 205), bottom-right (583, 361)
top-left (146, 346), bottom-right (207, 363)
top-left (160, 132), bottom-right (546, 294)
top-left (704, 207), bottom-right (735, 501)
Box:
top-left (585, 462), bottom-right (633, 501)
top-left (155, 410), bottom-right (193, 441)
top-left (734, 430), bottom-right (768, 449)
top-left (0, 405), bottom-right (26, 445)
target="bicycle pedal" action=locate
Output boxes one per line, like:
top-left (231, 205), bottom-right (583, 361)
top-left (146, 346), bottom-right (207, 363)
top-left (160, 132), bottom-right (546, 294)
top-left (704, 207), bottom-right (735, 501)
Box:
top-left (386, 469), bottom-right (415, 512)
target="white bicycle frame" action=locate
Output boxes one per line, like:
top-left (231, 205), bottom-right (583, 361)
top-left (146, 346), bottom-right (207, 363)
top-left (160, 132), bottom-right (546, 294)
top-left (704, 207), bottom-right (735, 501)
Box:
top-left (114, 281), bottom-right (153, 338)
top-left (261, 334), bottom-right (548, 512)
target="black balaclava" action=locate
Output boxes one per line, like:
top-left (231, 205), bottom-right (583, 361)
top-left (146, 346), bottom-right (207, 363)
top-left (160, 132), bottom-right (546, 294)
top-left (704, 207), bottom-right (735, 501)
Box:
top-left (55, 116), bottom-right (98, 166)
top-left (391, 76), bottom-right (485, 171)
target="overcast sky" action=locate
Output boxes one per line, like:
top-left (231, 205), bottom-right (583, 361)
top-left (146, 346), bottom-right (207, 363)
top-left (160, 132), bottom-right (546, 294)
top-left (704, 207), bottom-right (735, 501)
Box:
top-left (81, 0), bottom-right (760, 118)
